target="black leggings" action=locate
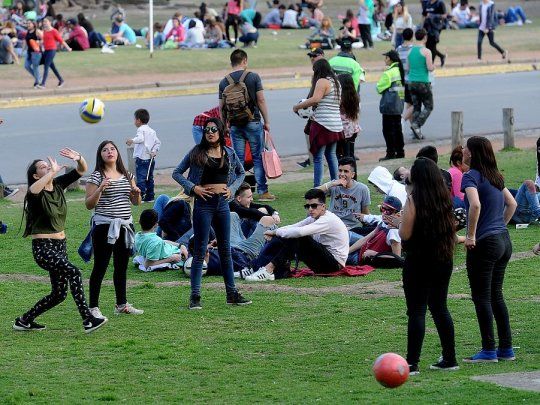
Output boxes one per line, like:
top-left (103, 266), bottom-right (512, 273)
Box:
top-left (477, 30), bottom-right (504, 59)
top-left (225, 14), bottom-right (240, 43)
top-left (89, 224), bottom-right (130, 307)
top-left (358, 24), bottom-right (373, 48)
top-left (22, 238), bottom-right (91, 322)
top-left (426, 34), bottom-right (445, 62)
top-left (403, 256), bottom-right (456, 366)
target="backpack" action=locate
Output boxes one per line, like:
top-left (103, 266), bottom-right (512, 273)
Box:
top-left (221, 70), bottom-right (254, 127)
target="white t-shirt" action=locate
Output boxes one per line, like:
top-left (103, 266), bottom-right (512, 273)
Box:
top-left (452, 5), bottom-right (471, 24)
top-left (282, 9), bottom-right (299, 28)
top-left (276, 211), bottom-right (349, 266)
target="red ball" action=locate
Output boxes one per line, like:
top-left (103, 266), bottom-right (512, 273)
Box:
top-left (372, 353), bottom-right (409, 388)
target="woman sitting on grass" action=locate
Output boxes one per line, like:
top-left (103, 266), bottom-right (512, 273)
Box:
top-left (13, 148), bottom-right (107, 334)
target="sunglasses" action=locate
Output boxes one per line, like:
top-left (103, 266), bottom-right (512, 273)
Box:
top-left (204, 126), bottom-right (219, 134)
top-left (304, 203), bottom-right (323, 210)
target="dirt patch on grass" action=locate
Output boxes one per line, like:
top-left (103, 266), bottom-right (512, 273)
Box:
top-left (471, 371), bottom-right (540, 392)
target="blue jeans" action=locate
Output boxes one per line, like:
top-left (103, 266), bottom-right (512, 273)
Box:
top-left (88, 31), bottom-right (106, 47)
top-left (313, 142), bottom-right (338, 187)
top-left (346, 231), bottom-right (363, 265)
top-left (512, 183), bottom-right (540, 223)
top-left (230, 212), bottom-right (272, 259)
top-left (239, 32), bottom-right (259, 45)
top-left (394, 32), bottom-right (404, 48)
top-left (191, 195), bottom-right (237, 296)
top-left (25, 52), bottom-right (41, 85)
top-left (230, 121), bottom-right (268, 194)
top-left (505, 6), bottom-right (526, 23)
top-left (41, 49), bottom-right (63, 86)
top-left (135, 157), bottom-right (155, 201)
top-left (192, 125), bottom-right (204, 144)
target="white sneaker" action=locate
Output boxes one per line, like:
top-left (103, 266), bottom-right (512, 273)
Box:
top-left (114, 303), bottom-right (144, 315)
top-left (240, 267), bottom-right (254, 279)
top-left (245, 267), bottom-right (275, 282)
top-left (89, 307), bottom-right (107, 320)
top-left (101, 46), bottom-right (115, 54)
top-left (133, 256), bottom-right (145, 266)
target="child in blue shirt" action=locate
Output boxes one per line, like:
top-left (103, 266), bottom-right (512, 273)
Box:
top-left (135, 209), bottom-right (188, 270)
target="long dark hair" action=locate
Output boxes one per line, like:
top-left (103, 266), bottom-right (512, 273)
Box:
top-left (310, 58), bottom-right (340, 101)
top-left (190, 117), bottom-right (227, 167)
top-left (387, 51), bottom-right (405, 83)
top-left (536, 138), bottom-right (540, 176)
top-left (337, 74), bottom-right (359, 121)
top-left (467, 136), bottom-right (504, 190)
top-left (94, 140), bottom-right (130, 179)
top-left (410, 158), bottom-right (455, 261)
top-left (21, 159), bottom-right (43, 237)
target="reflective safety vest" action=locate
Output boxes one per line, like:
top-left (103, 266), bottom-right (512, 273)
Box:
top-left (376, 62), bottom-right (404, 99)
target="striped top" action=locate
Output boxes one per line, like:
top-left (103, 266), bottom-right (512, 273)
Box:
top-left (313, 79), bottom-right (343, 133)
top-left (88, 171), bottom-right (134, 220)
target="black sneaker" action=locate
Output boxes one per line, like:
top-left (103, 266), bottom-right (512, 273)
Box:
top-left (411, 125), bottom-right (423, 140)
top-left (430, 359), bottom-right (460, 371)
top-left (226, 291), bottom-right (252, 306)
top-left (4, 187), bottom-right (19, 198)
top-left (189, 295), bottom-right (202, 310)
top-left (296, 159), bottom-right (311, 168)
top-left (378, 155), bottom-right (396, 162)
top-left (13, 317), bottom-right (46, 331)
top-left (409, 364), bottom-right (420, 375)
top-left (83, 317), bottom-right (108, 334)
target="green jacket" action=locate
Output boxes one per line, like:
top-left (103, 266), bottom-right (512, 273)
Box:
top-left (329, 55), bottom-right (366, 90)
top-left (376, 62), bottom-right (403, 96)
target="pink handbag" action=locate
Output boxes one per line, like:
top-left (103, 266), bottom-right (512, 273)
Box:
top-left (262, 131), bottom-right (283, 179)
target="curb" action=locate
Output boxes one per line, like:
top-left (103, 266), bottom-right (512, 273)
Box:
top-left (0, 61), bottom-right (537, 109)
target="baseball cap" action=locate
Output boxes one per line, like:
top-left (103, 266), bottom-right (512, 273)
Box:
top-left (382, 195), bottom-right (402, 212)
top-left (307, 47), bottom-right (324, 57)
top-left (382, 49), bottom-right (401, 62)
top-left (67, 18), bottom-right (77, 25)
top-left (340, 37), bottom-right (353, 50)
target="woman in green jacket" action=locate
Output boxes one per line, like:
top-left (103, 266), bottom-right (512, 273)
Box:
top-left (377, 50), bottom-right (405, 161)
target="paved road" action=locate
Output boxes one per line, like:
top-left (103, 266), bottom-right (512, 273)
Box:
top-left (1, 71), bottom-right (539, 184)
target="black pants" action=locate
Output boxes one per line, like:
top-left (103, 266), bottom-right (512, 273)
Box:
top-left (251, 236), bottom-right (341, 278)
top-left (225, 14), bottom-right (240, 43)
top-left (403, 255), bottom-right (456, 366)
top-left (89, 224), bottom-right (130, 307)
top-left (358, 24), bottom-right (373, 48)
top-left (23, 239), bottom-right (91, 322)
top-left (337, 135), bottom-right (356, 160)
top-left (477, 30), bottom-right (504, 59)
top-left (466, 232), bottom-right (513, 350)
top-left (426, 34), bottom-right (445, 62)
top-left (66, 38), bottom-right (84, 51)
top-left (382, 114), bottom-right (404, 158)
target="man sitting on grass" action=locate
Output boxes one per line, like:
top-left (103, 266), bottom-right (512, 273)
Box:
top-left (230, 182), bottom-right (280, 237)
top-left (347, 196), bottom-right (404, 268)
top-left (244, 188), bottom-right (349, 281)
top-left (134, 209), bottom-right (189, 271)
top-left (317, 157), bottom-right (370, 231)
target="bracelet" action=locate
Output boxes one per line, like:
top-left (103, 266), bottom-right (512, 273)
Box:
top-left (466, 235), bottom-right (475, 241)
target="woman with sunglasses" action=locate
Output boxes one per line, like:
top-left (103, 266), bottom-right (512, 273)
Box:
top-left (394, 157), bottom-right (458, 374)
top-left (172, 118), bottom-right (251, 309)
top-left (461, 136), bottom-right (517, 363)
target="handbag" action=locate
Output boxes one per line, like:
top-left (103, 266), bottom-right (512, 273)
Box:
top-left (379, 84), bottom-right (404, 115)
top-left (262, 131), bottom-right (283, 179)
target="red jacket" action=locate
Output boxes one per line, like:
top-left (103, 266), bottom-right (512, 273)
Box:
top-left (69, 25), bottom-right (89, 50)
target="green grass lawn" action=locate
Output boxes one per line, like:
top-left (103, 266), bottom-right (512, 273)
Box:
top-left (0, 148), bottom-right (539, 403)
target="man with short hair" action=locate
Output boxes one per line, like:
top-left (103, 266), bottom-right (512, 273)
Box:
top-left (318, 157), bottom-right (370, 230)
top-left (230, 182), bottom-right (280, 236)
top-left (328, 38), bottom-right (365, 91)
top-left (261, 3), bottom-right (285, 27)
top-left (416, 145), bottom-right (452, 190)
top-left (0, 31), bottom-right (19, 65)
top-left (422, 0), bottom-right (447, 66)
top-left (110, 15), bottom-right (137, 45)
top-left (397, 27), bottom-right (415, 125)
top-left (219, 49), bottom-right (275, 201)
top-left (244, 188), bottom-right (349, 281)
top-left (66, 18), bottom-right (90, 51)
top-left (408, 28), bottom-right (434, 140)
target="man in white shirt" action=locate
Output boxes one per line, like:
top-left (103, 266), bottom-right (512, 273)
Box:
top-left (244, 188), bottom-right (349, 281)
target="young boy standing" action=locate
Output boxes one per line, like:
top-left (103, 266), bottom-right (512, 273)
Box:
top-left (126, 109), bottom-right (161, 203)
